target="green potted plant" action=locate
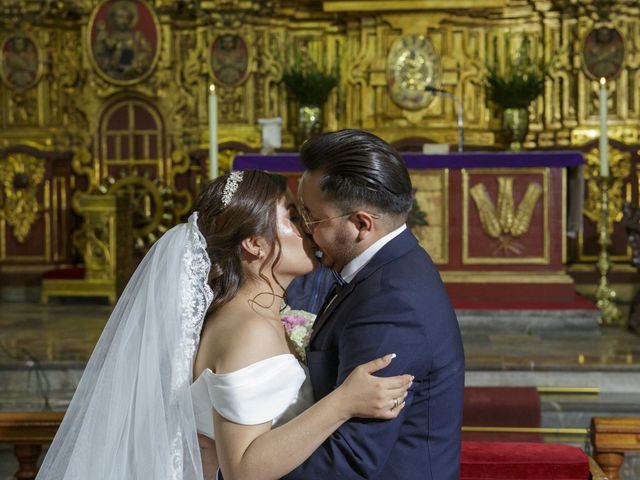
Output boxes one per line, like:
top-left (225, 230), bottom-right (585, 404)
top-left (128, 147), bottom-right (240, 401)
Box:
top-left (484, 38), bottom-right (552, 150)
top-left (282, 50), bottom-right (338, 146)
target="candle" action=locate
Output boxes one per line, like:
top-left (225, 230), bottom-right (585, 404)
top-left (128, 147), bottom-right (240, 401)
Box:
top-left (208, 84), bottom-right (218, 179)
top-left (599, 77), bottom-right (609, 177)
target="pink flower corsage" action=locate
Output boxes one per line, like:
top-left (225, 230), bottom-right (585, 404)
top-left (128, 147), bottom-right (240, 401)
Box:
top-left (281, 305), bottom-right (316, 361)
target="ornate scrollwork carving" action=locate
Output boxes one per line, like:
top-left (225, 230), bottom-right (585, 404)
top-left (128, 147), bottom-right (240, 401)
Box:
top-left (584, 146), bottom-right (632, 233)
top-left (470, 177), bottom-right (542, 255)
top-left (0, 153), bottom-right (45, 243)
top-left (72, 208), bottom-right (113, 280)
top-left (98, 171), bottom-right (175, 252)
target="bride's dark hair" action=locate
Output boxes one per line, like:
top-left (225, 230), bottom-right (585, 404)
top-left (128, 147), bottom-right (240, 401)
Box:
top-left (194, 169), bottom-right (288, 313)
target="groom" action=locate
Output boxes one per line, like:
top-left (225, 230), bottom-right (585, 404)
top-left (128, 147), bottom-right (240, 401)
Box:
top-left (284, 130), bottom-right (465, 479)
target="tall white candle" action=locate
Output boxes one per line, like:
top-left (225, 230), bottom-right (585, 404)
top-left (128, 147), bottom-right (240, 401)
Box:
top-left (208, 84), bottom-right (218, 179)
top-left (599, 77), bottom-right (609, 177)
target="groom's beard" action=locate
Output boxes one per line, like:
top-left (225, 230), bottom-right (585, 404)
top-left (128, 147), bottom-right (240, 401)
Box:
top-left (321, 227), bottom-right (359, 272)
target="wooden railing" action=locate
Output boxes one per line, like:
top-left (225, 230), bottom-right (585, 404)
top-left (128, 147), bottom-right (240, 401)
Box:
top-left (592, 417), bottom-right (640, 480)
top-left (0, 412), bottom-right (64, 480)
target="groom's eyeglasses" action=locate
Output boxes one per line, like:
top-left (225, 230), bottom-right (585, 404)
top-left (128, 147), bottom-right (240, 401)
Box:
top-left (299, 208), bottom-right (356, 235)
top-left (297, 197), bottom-right (380, 235)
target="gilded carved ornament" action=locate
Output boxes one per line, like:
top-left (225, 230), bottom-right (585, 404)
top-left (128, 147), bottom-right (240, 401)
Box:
top-left (583, 146), bottom-right (631, 233)
top-left (97, 172), bottom-right (175, 252)
top-left (0, 153), bottom-right (45, 243)
top-left (72, 212), bottom-right (114, 280)
top-left (387, 35), bottom-right (440, 111)
top-left (470, 177), bottom-right (542, 255)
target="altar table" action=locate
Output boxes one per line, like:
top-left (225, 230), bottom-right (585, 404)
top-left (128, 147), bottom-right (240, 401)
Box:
top-left (233, 151), bottom-right (584, 305)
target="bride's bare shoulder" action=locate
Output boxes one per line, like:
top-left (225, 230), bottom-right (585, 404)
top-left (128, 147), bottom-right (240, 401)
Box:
top-left (197, 308), bottom-right (287, 376)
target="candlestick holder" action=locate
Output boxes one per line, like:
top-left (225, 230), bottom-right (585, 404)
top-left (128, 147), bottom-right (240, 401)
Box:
top-left (594, 175), bottom-right (622, 326)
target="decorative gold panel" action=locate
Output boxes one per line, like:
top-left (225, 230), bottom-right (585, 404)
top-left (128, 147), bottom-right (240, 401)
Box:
top-left (410, 169), bottom-right (448, 264)
top-left (0, 152), bottom-right (45, 243)
top-left (577, 144), bottom-right (633, 262)
top-left (462, 168), bottom-right (550, 265)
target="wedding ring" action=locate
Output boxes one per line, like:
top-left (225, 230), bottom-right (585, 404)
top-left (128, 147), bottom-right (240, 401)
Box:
top-left (392, 398), bottom-right (399, 409)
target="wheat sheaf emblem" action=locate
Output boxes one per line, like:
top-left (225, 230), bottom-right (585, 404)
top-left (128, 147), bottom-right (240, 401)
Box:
top-left (469, 177), bottom-right (542, 255)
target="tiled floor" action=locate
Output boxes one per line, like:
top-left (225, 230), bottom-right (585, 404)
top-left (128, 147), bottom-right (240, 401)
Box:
top-left (1, 302), bottom-right (639, 371)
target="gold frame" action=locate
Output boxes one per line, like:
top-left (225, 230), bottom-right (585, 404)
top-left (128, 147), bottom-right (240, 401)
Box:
top-left (0, 33), bottom-right (43, 91)
top-left (86, 0), bottom-right (162, 87)
top-left (581, 26), bottom-right (625, 81)
top-left (462, 167), bottom-right (550, 265)
top-left (441, 271), bottom-right (573, 284)
top-left (322, 0), bottom-right (506, 11)
top-left (208, 33), bottom-right (252, 88)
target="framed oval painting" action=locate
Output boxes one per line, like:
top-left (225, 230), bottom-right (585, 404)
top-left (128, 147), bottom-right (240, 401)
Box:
top-left (0, 34), bottom-right (41, 90)
top-left (210, 34), bottom-right (250, 87)
top-left (88, 0), bottom-right (161, 85)
top-left (583, 27), bottom-right (624, 81)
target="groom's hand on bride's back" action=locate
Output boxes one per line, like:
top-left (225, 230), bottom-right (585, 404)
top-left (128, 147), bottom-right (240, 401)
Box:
top-left (337, 353), bottom-right (414, 420)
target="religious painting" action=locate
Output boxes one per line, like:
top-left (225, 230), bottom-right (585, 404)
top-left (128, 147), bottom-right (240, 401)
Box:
top-left (387, 35), bottom-right (441, 110)
top-left (88, 0), bottom-right (161, 85)
top-left (583, 27), bottom-right (624, 80)
top-left (210, 34), bottom-right (250, 87)
top-left (0, 34), bottom-right (41, 90)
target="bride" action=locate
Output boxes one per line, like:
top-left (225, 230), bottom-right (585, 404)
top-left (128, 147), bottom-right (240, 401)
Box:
top-left (36, 169), bottom-right (412, 480)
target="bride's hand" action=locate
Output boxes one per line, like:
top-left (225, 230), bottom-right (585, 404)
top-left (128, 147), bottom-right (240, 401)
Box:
top-left (337, 354), bottom-right (413, 420)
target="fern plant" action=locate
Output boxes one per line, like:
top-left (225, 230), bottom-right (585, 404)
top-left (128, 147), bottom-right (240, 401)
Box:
top-left (484, 39), bottom-right (554, 109)
top-left (283, 52), bottom-right (338, 106)
top-left (484, 62), bottom-right (547, 109)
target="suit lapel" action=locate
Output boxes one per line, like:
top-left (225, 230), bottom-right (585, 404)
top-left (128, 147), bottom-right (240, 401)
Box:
top-left (309, 279), bottom-right (356, 344)
top-left (308, 229), bottom-right (418, 346)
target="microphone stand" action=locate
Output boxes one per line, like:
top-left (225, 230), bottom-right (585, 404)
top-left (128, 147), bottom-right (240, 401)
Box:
top-left (425, 86), bottom-right (464, 152)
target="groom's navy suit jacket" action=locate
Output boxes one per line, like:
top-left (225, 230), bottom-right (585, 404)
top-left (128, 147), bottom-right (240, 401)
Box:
top-left (282, 229), bottom-right (465, 480)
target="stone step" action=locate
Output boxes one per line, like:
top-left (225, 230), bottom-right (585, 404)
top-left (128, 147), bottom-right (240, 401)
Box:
top-left (457, 309), bottom-right (601, 334)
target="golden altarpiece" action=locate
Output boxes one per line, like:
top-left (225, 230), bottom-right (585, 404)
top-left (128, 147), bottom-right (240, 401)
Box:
top-left (0, 0), bottom-right (638, 303)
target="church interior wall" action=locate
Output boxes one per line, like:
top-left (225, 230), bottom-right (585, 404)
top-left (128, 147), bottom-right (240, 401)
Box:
top-left (0, 0), bottom-right (638, 306)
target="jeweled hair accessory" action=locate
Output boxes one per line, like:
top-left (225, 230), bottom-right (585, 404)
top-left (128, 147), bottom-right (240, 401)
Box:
top-left (221, 170), bottom-right (244, 208)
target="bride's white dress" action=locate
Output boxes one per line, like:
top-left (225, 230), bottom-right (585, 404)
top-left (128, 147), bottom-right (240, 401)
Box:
top-left (191, 353), bottom-right (315, 440)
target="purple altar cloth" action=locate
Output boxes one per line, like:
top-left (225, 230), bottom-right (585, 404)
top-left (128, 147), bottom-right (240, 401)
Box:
top-left (232, 151), bottom-right (584, 172)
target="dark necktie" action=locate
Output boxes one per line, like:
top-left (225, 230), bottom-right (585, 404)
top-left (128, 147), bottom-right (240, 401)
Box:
top-left (331, 269), bottom-right (347, 291)
top-left (316, 270), bottom-right (346, 316)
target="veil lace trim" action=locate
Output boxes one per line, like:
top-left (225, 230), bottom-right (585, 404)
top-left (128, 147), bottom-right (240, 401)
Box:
top-left (173, 212), bottom-right (214, 392)
top-left (170, 212), bottom-right (214, 478)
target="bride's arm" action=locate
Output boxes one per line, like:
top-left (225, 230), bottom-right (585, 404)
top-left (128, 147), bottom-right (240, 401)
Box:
top-left (197, 434), bottom-right (218, 480)
top-left (212, 320), bottom-right (411, 480)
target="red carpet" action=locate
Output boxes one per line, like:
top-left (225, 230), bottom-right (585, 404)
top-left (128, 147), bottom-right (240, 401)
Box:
top-left (463, 387), bottom-right (543, 442)
top-left (461, 442), bottom-right (590, 480)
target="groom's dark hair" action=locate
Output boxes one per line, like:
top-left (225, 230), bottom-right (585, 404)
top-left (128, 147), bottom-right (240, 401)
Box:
top-left (300, 129), bottom-right (413, 221)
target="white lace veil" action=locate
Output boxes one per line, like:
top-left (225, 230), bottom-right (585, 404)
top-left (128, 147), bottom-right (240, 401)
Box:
top-left (36, 212), bottom-right (213, 480)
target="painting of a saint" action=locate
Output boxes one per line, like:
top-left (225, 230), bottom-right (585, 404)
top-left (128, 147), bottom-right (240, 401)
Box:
top-left (583, 27), bottom-right (624, 80)
top-left (89, 0), bottom-right (160, 84)
top-left (210, 34), bottom-right (249, 86)
top-left (0, 35), bottom-right (40, 90)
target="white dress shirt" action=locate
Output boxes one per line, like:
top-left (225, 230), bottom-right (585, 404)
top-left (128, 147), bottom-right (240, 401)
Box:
top-left (341, 224), bottom-right (407, 283)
